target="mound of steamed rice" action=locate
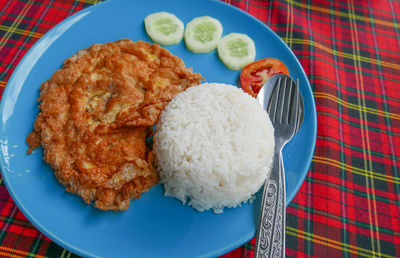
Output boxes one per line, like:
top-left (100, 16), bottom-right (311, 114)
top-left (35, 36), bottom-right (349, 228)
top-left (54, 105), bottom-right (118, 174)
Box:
top-left (153, 83), bottom-right (275, 213)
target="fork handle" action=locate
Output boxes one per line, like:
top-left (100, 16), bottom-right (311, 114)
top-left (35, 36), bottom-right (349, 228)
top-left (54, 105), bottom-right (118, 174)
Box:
top-left (255, 148), bottom-right (286, 258)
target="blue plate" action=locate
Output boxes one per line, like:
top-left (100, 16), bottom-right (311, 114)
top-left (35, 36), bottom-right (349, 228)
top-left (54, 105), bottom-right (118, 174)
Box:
top-left (0, 0), bottom-right (316, 257)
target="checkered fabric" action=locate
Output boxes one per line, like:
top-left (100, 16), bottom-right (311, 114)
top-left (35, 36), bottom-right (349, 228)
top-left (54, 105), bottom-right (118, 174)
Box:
top-left (0, 0), bottom-right (399, 257)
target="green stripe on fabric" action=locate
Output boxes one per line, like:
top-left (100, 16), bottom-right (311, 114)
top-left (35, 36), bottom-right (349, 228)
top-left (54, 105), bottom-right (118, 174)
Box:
top-left (66, 0), bottom-right (81, 16)
top-left (0, 25), bottom-right (43, 38)
top-left (348, 0), bottom-right (381, 252)
top-left (277, 39), bottom-right (400, 77)
top-left (29, 235), bottom-right (43, 256)
top-left (242, 242), bottom-right (252, 250)
top-left (0, 0), bottom-right (39, 82)
top-left (388, 0), bottom-right (400, 50)
top-left (278, 10), bottom-right (400, 48)
top-left (0, 0), bottom-right (35, 50)
top-left (0, 211), bottom-right (17, 241)
top-left (306, 177), bottom-right (400, 206)
top-left (317, 111), bottom-right (400, 138)
top-left (286, 226), bottom-right (398, 258)
top-left (295, 55), bottom-right (400, 86)
top-left (282, 37), bottom-right (400, 70)
top-left (289, 202), bottom-right (396, 237)
top-left (368, 0), bottom-right (400, 232)
top-left (0, 63), bottom-right (17, 70)
top-left (286, 0), bottom-right (399, 29)
top-left (314, 92), bottom-right (400, 120)
top-left (304, 0), bottom-right (315, 256)
top-left (311, 76), bottom-right (400, 99)
top-left (313, 155), bottom-right (400, 185)
top-left (317, 135), bottom-right (400, 162)
top-left (273, 6), bottom-right (400, 41)
top-left (327, 1), bottom-right (350, 256)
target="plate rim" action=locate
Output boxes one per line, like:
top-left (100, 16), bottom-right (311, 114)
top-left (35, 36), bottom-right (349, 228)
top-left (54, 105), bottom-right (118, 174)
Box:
top-left (0, 0), bottom-right (317, 257)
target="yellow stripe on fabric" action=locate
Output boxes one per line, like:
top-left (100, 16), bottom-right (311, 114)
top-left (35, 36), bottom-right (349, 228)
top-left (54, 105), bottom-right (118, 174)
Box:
top-left (314, 92), bottom-right (400, 120)
top-left (290, 0), bottom-right (296, 65)
top-left (284, 0), bottom-right (292, 48)
top-left (348, 0), bottom-right (381, 252)
top-left (286, 230), bottom-right (363, 256)
top-left (0, 0), bottom-right (35, 51)
top-left (60, 249), bottom-right (67, 257)
top-left (83, 0), bottom-right (102, 4)
top-left (0, 25), bottom-right (43, 39)
top-left (286, 227), bottom-right (397, 258)
top-left (283, 38), bottom-right (400, 70)
top-left (0, 246), bottom-right (47, 257)
top-left (313, 156), bottom-right (400, 184)
top-left (286, 0), bottom-right (398, 29)
top-left (0, 81), bottom-right (6, 88)
top-left (289, 0), bottom-right (294, 49)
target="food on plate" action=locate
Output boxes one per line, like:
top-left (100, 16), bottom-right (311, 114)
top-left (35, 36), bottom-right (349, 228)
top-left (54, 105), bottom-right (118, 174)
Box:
top-left (184, 16), bottom-right (223, 53)
top-left (217, 33), bottom-right (255, 70)
top-left (153, 83), bottom-right (275, 213)
top-left (144, 12), bottom-right (184, 45)
top-left (26, 39), bottom-right (203, 210)
top-left (240, 58), bottom-right (289, 97)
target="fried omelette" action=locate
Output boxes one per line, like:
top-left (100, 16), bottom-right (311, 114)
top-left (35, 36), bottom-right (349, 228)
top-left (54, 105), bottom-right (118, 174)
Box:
top-left (26, 39), bottom-right (203, 211)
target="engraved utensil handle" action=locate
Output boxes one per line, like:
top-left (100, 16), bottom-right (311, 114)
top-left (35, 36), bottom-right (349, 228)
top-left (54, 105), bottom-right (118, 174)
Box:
top-left (255, 145), bottom-right (286, 258)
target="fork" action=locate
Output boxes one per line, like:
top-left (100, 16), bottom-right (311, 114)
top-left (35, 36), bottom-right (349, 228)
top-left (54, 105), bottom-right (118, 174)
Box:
top-left (255, 76), bottom-right (300, 258)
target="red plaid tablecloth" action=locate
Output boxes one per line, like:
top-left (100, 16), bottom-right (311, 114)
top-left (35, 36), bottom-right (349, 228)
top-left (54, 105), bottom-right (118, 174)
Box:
top-left (0, 0), bottom-right (399, 257)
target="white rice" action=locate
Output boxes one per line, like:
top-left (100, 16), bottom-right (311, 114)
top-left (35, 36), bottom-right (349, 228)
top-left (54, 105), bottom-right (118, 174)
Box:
top-left (153, 83), bottom-right (275, 213)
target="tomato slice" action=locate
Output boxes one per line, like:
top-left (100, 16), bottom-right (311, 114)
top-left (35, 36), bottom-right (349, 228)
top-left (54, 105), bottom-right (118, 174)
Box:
top-left (240, 58), bottom-right (289, 97)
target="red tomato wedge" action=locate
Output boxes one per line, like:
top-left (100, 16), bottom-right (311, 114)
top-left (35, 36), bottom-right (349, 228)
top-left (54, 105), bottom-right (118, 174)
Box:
top-left (240, 58), bottom-right (289, 97)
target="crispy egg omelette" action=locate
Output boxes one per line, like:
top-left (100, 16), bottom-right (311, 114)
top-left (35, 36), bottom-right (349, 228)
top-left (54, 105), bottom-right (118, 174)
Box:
top-left (26, 39), bottom-right (203, 210)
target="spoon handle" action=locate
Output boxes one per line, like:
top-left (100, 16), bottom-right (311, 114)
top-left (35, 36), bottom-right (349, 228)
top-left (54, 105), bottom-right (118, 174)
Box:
top-left (255, 149), bottom-right (286, 258)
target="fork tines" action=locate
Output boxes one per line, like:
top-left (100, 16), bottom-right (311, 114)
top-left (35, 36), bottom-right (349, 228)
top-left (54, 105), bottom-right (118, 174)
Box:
top-left (268, 76), bottom-right (300, 127)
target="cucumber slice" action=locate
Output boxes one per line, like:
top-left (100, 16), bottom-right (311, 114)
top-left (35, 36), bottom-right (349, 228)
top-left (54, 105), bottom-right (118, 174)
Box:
top-left (144, 12), bottom-right (184, 45)
top-left (217, 33), bottom-right (256, 70)
top-left (184, 16), bottom-right (223, 53)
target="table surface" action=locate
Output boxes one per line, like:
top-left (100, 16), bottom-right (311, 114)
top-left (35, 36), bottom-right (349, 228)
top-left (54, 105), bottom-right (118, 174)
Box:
top-left (0, 0), bottom-right (399, 257)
